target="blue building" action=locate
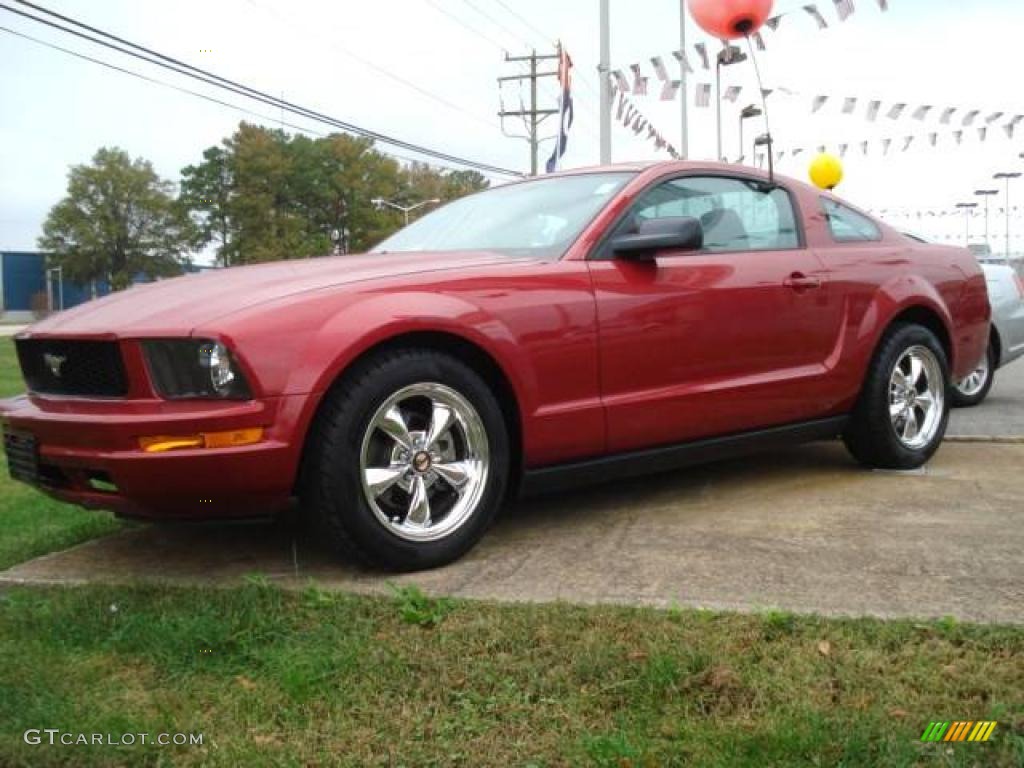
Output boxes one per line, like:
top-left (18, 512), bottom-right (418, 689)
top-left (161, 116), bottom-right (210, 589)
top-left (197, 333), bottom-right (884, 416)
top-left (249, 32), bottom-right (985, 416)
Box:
top-left (0, 251), bottom-right (111, 322)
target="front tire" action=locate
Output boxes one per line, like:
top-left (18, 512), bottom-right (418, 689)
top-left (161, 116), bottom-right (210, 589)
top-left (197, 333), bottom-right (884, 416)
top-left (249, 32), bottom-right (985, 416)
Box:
top-left (843, 323), bottom-right (950, 470)
top-left (952, 343), bottom-right (995, 408)
top-left (301, 348), bottom-right (509, 571)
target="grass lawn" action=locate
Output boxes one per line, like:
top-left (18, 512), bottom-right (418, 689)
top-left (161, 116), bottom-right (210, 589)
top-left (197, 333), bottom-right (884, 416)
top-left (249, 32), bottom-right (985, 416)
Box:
top-left (0, 339), bottom-right (121, 571)
top-left (0, 582), bottom-right (1020, 767)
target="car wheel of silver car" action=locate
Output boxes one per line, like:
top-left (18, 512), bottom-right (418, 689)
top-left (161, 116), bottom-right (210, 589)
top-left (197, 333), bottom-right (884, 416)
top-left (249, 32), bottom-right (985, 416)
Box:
top-left (951, 342), bottom-right (995, 408)
top-left (842, 323), bottom-right (951, 470)
top-left (301, 348), bottom-right (509, 571)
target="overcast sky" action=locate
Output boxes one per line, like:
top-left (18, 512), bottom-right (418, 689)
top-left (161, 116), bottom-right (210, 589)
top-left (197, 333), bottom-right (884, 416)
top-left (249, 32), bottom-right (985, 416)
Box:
top-left (2, 0), bottom-right (1024, 253)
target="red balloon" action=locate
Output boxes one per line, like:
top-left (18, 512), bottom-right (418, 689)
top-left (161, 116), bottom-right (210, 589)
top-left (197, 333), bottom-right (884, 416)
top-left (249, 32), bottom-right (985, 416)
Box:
top-left (687, 0), bottom-right (774, 40)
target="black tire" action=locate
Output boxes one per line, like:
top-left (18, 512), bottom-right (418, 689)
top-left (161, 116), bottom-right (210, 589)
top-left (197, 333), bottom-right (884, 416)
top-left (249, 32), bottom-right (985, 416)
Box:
top-left (301, 348), bottom-right (509, 571)
top-left (951, 343), bottom-right (995, 408)
top-left (843, 323), bottom-right (950, 470)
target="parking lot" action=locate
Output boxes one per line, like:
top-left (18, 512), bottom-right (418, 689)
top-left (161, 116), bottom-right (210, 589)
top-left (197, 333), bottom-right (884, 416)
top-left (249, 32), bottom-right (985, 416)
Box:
top-left (3, 360), bottom-right (1022, 625)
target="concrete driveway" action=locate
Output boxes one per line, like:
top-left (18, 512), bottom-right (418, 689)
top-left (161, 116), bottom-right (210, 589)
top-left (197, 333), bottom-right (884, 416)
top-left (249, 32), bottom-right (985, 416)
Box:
top-left (3, 441), bottom-right (1022, 624)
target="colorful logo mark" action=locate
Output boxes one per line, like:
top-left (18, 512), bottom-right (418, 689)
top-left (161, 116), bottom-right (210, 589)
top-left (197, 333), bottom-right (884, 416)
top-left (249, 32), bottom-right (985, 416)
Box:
top-left (921, 721), bottom-right (997, 742)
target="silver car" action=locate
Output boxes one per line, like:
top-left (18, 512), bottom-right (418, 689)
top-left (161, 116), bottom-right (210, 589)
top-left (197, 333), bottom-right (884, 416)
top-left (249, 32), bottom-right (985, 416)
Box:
top-left (953, 259), bottom-right (1024, 406)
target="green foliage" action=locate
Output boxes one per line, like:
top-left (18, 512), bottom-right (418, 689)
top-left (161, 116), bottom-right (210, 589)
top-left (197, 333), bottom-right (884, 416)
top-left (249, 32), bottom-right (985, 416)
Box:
top-left (388, 582), bottom-right (454, 627)
top-left (0, 585), bottom-right (1022, 767)
top-left (180, 123), bottom-right (489, 266)
top-left (38, 147), bottom-right (194, 288)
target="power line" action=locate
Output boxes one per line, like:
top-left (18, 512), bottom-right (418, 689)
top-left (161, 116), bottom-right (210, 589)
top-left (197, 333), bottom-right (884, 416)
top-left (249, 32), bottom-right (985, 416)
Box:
top-left (2, 0), bottom-right (523, 177)
top-left (422, 0), bottom-right (511, 52)
top-left (243, 0), bottom-right (501, 132)
top-left (0, 24), bottom-right (507, 179)
top-left (489, 0), bottom-right (557, 47)
top-left (460, 0), bottom-right (534, 51)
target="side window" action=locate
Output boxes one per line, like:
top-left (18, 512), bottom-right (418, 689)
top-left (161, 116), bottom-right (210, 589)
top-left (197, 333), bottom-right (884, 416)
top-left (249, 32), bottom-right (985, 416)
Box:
top-left (821, 199), bottom-right (882, 242)
top-left (629, 176), bottom-right (800, 253)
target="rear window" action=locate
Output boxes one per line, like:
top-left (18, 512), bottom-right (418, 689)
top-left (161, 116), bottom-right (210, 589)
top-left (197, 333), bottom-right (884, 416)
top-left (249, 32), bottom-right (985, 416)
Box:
top-left (821, 199), bottom-right (882, 243)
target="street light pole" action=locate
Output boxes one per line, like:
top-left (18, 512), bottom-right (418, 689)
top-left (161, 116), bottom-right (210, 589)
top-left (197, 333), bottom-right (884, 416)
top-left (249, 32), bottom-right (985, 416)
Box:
top-left (715, 46), bottom-right (746, 162)
top-left (371, 197), bottom-right (442, 227)
top-left (599, 0), bottom-right (611, 164)
top-left (975, 189), bottom-right (998, 253)
top-left (994, 172), bottom-right (1021, 261)
top-left (679, 3), bottom-right (688, 159)
top-left (955, 202), bottom-right (977, 245)
top-left (738, 104), bottom-right (762, 164)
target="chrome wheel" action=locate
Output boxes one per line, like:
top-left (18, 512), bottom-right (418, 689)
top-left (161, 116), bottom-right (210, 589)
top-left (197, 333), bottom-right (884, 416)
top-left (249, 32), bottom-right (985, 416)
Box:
top-left (359, 382), bottom-right (489, 542)
top-left (955, 355), bottom-right (990, 397)
top-left (888, 345), bottom-right (945, 450)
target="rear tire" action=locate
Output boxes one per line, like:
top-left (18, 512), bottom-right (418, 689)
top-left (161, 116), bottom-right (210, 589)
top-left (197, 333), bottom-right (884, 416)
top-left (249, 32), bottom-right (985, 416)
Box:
top-left (843, 323), bottom-right (950, 470)
top-left (951, 343), bottom-right (995, 408)
top-left (301, 348), bottom-right (509, 571)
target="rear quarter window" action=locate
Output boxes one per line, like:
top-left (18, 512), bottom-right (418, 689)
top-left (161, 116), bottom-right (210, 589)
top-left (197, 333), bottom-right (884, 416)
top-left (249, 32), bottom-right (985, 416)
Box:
top-left (821, 198), bottom-right (882, 243)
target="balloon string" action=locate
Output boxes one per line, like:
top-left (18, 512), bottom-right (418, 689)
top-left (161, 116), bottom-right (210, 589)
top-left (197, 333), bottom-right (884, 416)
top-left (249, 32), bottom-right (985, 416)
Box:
top-left (744, 32), bottom-right (774, 185)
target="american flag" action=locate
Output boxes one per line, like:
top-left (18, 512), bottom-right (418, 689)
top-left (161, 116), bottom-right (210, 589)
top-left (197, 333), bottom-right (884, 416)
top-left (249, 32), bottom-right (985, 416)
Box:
top-left (940, 107), bottom-right (956, 124)
top-left (812, 95), bottom-right (828, 112)
top-left (842, 97), bottom-right (857, 114)
top-left (887, 103), bottom-right (906, 119)
top-left (912, 105), bottom-right (932, 120)
top-left (962, 110), bottom-right (979, 126)
top-left (660, 80), bottom-right (681, 101)
top-left (724, 86), bottom-right (742, 103)
top-left (866, 100), bottom-right (881, 121)
top-left (544, 46), bottom-right (574, 174)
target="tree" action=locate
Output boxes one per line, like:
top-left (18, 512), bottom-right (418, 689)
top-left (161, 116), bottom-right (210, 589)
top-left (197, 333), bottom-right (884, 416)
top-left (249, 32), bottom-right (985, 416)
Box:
top-left (39, 147), bottom-right (194, 289)
top-left (179, 145), bottom-right (234, 265)
top-left (179, 122), bottom-right (490, 265)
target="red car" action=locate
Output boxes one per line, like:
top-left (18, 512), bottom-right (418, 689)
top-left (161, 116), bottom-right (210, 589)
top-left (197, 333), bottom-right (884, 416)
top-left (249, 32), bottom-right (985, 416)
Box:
top-left (1, 162), bottom-right (990, 570)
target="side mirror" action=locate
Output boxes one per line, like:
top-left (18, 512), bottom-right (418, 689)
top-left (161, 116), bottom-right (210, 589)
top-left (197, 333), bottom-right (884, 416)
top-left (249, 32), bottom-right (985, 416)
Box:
top-left (611, 216), bottom-right (703, 261)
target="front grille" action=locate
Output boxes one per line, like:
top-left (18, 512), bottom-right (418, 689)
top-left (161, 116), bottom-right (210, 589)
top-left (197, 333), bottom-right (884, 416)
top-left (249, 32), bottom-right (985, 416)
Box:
top-left (15, 339), bottom-right (128, 397)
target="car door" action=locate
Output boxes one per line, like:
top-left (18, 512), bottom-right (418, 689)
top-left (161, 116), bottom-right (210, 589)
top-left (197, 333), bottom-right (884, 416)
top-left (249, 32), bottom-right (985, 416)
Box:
top-left (587, 173), bottom-right (844, 454)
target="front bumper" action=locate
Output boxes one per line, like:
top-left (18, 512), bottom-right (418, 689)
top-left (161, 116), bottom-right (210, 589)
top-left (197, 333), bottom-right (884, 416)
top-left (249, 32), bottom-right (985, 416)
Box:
top-left (0, 393), bottom-right (306, 520)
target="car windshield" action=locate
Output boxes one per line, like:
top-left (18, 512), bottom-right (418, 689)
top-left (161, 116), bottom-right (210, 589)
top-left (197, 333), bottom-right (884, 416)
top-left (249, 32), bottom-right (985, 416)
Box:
top-left (372, 172), bottom-right (635, 258)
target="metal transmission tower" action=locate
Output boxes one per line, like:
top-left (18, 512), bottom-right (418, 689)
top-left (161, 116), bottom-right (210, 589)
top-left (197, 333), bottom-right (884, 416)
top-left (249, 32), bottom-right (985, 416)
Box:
top-left (498, 47), bottom-right (561, 176)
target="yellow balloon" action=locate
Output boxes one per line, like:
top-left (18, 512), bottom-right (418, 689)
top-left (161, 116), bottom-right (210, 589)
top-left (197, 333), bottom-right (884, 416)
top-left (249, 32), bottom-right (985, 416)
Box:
top-left (809, 153), bottom-right (844, 190)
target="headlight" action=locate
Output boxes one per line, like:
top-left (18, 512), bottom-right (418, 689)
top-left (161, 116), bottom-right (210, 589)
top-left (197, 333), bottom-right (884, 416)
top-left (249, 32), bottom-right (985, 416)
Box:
top-left (142, 339), bottom-right (252, 399)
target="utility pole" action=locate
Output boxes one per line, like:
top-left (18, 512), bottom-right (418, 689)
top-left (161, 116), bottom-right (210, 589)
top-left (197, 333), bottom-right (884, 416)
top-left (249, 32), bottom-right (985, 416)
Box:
top-left (599, 0), bottom-right (611, 164)
top-left (498, 48), bottom-right (560, 175)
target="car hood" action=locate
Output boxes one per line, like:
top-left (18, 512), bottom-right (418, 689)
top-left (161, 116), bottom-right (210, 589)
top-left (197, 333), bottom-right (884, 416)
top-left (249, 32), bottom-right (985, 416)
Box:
top-left (22, 251), bottom-right (524, 338)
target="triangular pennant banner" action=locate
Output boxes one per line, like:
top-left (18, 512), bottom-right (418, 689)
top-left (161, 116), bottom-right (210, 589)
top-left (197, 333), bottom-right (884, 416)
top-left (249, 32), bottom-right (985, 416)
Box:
top-left (694, 42), bottom-right (710, 70)
top-left (671, 49), bottom-right (694, 74)
top-left (804, 4), bottom-right (828, 29)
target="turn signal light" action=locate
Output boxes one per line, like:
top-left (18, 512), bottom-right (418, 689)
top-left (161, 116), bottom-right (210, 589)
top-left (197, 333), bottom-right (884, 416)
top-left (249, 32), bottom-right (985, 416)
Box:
top-left (139, 428), bottom-right (264, 453)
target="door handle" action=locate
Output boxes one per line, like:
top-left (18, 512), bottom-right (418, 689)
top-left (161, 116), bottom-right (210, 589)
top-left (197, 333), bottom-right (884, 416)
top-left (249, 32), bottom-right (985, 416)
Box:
top-left (784, 272), bottom-right (822, 292)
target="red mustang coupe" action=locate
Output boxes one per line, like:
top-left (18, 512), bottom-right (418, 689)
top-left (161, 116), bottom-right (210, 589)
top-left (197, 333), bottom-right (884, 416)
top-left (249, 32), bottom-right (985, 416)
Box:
top-left (1, 162), bottom-right (990, 570)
